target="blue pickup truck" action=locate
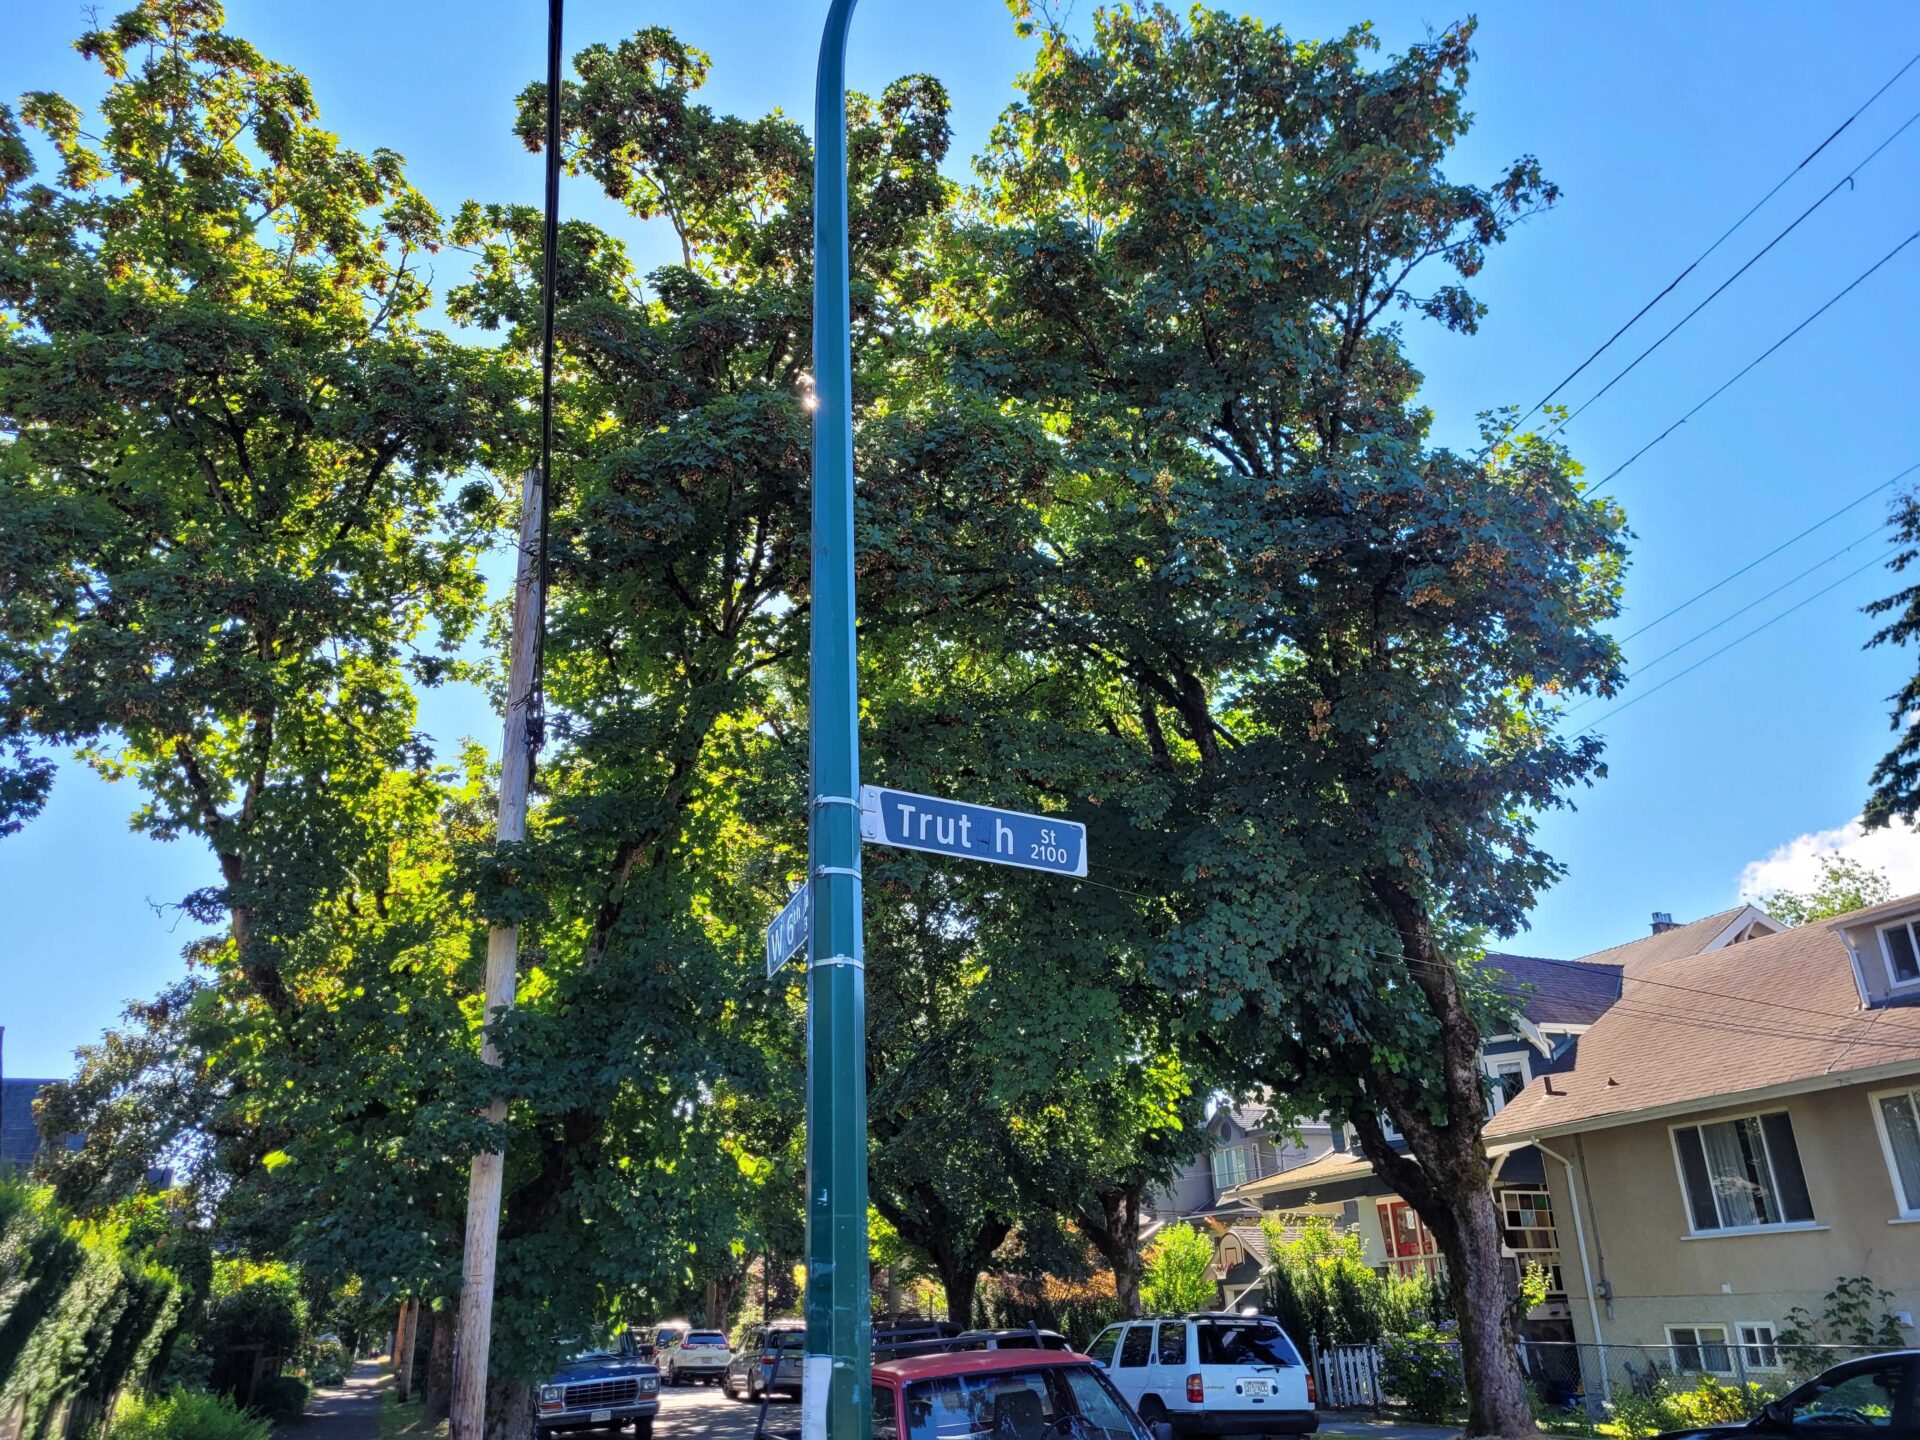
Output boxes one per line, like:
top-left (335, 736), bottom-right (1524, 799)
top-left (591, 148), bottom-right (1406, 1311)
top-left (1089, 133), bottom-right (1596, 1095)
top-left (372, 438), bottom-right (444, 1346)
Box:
top-left (534, 1336), bottom-right (660, 1438)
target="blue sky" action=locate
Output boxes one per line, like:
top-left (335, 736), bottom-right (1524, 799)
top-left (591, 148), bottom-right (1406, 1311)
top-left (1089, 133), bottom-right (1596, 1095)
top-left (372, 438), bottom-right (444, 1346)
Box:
top-left (4, 1), bottom-right (1920, 1078)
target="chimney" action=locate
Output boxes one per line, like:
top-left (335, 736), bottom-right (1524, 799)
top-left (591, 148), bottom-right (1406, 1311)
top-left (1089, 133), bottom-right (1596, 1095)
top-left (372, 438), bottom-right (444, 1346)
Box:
top-left (1650, 911), bottom-right (1677, 935)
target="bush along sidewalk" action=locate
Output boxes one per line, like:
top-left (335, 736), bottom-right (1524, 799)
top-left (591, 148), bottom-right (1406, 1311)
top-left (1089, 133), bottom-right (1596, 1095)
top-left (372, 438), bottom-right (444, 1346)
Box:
top-left (0, 1178), bottom-right (186, 1439)
top-left (106, 1387), bottom-right (272, 1440)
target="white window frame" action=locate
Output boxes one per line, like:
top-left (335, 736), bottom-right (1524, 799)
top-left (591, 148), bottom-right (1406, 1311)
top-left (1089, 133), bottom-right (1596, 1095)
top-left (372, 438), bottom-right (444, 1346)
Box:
top-left (1736, 1321), bottom-right (1780, 1371)
top-left (1874, 919), bottom-right (1920, 990)
top-left (1211, 1143), bottom-right (1251, 1191)
top-left (1486, 1056), bottom-right (1530, 1115)
top-left (1667, 1111), bottom-right (1818, 1236)
top-left (1868, 1083), bottom-right (1920, 1219)
top-left (1664, 1324), bottom-right (1735, 1377)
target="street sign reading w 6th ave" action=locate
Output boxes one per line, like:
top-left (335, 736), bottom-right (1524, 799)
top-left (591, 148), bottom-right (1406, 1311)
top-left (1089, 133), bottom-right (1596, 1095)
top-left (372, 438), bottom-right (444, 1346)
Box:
top-left (766, 882), bottom-right (810, 978)
top-left (858, 784), bottom-right (1087, 877)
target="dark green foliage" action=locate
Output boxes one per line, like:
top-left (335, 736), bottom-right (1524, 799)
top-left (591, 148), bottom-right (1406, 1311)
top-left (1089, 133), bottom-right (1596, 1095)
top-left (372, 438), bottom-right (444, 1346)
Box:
top-left (0, 1180), bottom-right (185, 1440)
top-left (252, 1374), bottom-right (311, 1423)
top-left (1864, 496), bottom-right (1920, 828)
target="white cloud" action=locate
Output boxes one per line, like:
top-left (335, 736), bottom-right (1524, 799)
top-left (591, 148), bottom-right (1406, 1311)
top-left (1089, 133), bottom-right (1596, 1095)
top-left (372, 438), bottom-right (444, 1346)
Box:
top-left (1738, 815), bottom-right (1920, 903)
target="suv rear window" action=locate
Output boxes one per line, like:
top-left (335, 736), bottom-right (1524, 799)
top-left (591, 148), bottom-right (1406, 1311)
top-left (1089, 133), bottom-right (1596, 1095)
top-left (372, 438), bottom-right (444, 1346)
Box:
top-left (768, 1328), bottom-right (806, 1349)
top-left (1196, 1321), bottom-right (1300, 1367)
top-left (688, 1332), bottom-right (728, 1345)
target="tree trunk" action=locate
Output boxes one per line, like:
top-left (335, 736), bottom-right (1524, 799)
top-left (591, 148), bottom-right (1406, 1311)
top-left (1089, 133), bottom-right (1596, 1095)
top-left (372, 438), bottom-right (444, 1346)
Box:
top-left (423, 1302), bottom-right (455, 1423)
top-left (1352, 877), bottom-right (1538, 1439)
top-left (939, 1263), bottom-right (978, 1328)
top-left (1077, 1186), bottom-right (1145, 1319)
top-left (481, 1376), bottom-right (533, 1440)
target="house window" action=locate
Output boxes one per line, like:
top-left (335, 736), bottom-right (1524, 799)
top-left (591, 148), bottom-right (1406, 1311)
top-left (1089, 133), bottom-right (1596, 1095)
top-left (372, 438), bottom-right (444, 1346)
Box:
top-left (1211, 1144), bottom-right (1251, 1191)
top-left (1667, 1325), bottom-right (1733, 1376)
top-left (1486, 1058), bottom-right (1528, 1116)
top-left (1737, 1322), bottom-right (1779, 1371)
top-left (1871, 1085), bottom-right (1920, 1217)
top-left (1499, 1189), bottom-right (1564, 1300)
top-left (1671, 1112), bottom-right (1815, 1232)
top-left (1877, 920), bottom-right (1920, 988)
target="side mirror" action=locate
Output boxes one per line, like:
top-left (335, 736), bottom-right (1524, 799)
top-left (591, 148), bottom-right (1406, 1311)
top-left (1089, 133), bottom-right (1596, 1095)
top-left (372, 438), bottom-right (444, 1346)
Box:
top-left (1758, 1400), bottom-right (1791, 1429)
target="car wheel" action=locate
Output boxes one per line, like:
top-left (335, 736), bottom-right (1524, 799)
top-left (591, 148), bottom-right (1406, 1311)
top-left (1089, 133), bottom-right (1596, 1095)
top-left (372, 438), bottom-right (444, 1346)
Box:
top-left (633, 1421), bottom-right (654, 1440)
top-left (1136, 1397), bottom-right (1172, 1440)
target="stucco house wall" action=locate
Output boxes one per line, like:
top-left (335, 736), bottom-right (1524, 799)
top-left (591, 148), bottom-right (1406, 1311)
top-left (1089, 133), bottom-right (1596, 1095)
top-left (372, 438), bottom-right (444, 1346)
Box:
top-left (1538, 1079), bottom-right (1920, 1354)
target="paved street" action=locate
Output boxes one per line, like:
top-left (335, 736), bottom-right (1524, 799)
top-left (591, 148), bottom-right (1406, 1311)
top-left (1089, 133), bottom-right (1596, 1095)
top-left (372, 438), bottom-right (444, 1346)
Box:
top-left (655, 1381), bottom-right (787, 1440)
top-left (275, 1357), bottom-right (389, 1438)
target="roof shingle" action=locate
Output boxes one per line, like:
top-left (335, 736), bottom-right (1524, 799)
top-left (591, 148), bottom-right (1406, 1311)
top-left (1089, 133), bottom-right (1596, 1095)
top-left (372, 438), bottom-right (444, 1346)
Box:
top-left (1485, 911), bottom-right (1920, 1141)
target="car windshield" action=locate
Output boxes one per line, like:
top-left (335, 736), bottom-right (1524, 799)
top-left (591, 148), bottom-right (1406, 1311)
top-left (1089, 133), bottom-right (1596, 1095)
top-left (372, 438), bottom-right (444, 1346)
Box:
top-left (1196, 1321), bottom-right (1299, 1368)
top-left (905, 1364), bottom-right (1144, 1440)
top-left (566, 1338), bottom-right (627, 1363)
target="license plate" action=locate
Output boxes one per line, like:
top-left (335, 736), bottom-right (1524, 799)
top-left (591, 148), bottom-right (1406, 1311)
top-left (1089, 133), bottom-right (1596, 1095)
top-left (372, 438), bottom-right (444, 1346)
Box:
top-left (590, 1409), bottom-right (612, 1423)
top-left (1240, 1380), bottom-right (1272, 1397)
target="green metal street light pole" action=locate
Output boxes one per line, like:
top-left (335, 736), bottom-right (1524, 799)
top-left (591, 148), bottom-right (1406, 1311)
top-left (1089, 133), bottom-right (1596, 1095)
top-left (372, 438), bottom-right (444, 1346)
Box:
top-left (805, 5), bottom-right (870, 1440)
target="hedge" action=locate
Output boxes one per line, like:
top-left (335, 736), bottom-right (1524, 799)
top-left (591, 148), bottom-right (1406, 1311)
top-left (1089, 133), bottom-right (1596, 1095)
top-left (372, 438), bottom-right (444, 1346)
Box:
top-left (0, 1179), bottom-right (185, 1439)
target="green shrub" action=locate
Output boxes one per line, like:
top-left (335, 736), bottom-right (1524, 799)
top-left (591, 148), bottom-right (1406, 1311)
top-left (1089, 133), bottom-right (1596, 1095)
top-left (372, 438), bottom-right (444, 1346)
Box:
top-left (1379, 1322), bottom-right (1463, 1423)
top-left (305, 1335), bottom-right (350, 1386)
top-left (199, 1258), bottom-right (308, 1401)
top-left (254, 1374), bottom-right (311, 1421)
top-left (109, 1386), bottom-right (272, 1440)
top-left (1260, 1212), bottom-right (1439, 1345)
top-left (0, 1179), bottom-right (185, 1438)
top-left (1609, 1375), bottom-right (1773, 1438)
top-left (1140, 1223), bottom-right (1218, 1314)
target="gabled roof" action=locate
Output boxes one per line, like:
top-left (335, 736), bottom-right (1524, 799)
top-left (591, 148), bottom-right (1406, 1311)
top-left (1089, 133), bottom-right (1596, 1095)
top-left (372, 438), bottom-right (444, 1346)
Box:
top-left (1485, 952), bottom-right (1622, 1028)
top-left (1218, 1223), bottom-right (1271, 1267)
top-left (1486, 904), bottom-right (1920, 1142)
top-left (1563, 904), bottom-right (1780, 978)
top-left (1221, 1149), bottom-right (1375, 1205)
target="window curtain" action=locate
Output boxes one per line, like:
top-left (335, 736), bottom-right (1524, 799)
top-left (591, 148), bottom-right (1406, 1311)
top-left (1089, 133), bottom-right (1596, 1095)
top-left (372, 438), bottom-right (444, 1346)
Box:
top-left (1700, 1118), bottom-right (1770, 1227)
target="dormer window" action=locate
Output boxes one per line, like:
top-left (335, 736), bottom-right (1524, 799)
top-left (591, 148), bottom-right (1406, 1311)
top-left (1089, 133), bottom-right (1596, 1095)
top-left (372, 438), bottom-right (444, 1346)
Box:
top-left (1875, 919), bottom-right (1920, 989)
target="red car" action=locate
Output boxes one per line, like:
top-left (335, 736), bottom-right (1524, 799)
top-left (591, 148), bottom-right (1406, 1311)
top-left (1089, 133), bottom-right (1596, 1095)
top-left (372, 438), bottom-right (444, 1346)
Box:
top-left (870, 1349), bottom-right (1152, 1440)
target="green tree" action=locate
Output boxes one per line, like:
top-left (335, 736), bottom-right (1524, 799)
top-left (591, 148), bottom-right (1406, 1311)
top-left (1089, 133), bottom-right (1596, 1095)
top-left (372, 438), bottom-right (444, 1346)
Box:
top-left (1139, 1223), bottom-right (1215, 1315)
top-left (1863, 494), bottom-right (1920, 829)
top-left (1759, 855), bottom-right (1893, 926)
top-left (954, 9), bottom-right (1623, 1434)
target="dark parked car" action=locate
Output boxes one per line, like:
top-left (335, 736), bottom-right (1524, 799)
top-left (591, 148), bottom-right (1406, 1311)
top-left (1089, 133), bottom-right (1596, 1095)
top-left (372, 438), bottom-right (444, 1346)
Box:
top-left (535, 1336), bottom-right (660, 1438)
top-left (1656, 1351), bottom-right (1918, 1438)
top-left (727, 1320), bottom-right (807, 1402)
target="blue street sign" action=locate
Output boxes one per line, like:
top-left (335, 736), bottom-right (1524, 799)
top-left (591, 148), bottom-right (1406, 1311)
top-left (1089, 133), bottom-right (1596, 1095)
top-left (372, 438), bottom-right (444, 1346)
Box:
top-left (766, 882), bottom-right (810, 978)
top-left (858, 784), bottom-right (1088, 877)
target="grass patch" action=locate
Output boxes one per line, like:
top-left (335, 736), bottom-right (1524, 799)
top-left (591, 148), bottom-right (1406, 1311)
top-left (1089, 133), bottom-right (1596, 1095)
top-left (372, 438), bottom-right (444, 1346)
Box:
top-left (376, 1390), bottom-right (448, 1439)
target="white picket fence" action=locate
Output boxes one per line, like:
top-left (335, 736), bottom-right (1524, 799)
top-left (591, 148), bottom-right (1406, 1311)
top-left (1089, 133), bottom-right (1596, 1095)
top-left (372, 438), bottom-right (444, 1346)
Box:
top-left (1307, 1339), bottom-right (1385, 1409)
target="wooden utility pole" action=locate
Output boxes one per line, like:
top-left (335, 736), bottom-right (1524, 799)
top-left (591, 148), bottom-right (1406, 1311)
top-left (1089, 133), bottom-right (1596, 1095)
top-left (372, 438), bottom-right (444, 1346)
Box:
top-left (449, 465), bottom-right (544, 1439)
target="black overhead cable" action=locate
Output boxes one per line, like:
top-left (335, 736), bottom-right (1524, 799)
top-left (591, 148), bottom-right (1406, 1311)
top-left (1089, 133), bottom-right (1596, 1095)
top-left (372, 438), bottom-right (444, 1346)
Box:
top-left (1573, 546), bottom-right (1897, 735)
top-left (1564, 515), bottom-right (1896, 719)
top-left (1482, 47), bottom-right (1920, 455)
top-left (1619, 459), bottom-right (1920, 644)
top-left (1587, 229), bottom-right (1920, 499)
top-left (1533, 104), bottom-right (1920, 453)
top-left (527, 0), bottom-right (564, 755)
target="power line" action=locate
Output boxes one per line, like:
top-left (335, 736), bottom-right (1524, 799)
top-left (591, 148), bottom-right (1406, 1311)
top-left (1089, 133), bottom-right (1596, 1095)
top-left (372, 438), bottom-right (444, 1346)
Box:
top-left (1588, 229), bottom-right (1920, 499)
top-left (1535, 104), bottom-right (1920, 451)
top-left (1564, 517), bottom-right (1895, 718)
top-left (1618, 459), bottom-right (1920, 644)
top-left (1484, 48), bottom-right (1920, 451)
top-left (1573, 546), bottom-right (1897, 735)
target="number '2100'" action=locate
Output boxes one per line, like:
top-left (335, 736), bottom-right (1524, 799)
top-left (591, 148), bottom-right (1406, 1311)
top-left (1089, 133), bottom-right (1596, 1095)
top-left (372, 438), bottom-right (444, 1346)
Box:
top-left (1030, 827), bottom-right (1070, 866)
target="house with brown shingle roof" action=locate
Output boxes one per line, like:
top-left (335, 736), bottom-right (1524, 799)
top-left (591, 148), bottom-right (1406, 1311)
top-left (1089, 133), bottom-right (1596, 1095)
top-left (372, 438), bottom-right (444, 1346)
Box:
top-left (1213, 912), bottom-right (1790, 1341)
top-left (1484, 897), bottom-right (1920, 1385)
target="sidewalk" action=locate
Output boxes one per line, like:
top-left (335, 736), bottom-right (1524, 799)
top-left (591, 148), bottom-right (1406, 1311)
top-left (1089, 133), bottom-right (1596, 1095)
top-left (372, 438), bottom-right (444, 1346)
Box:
top-left (276, 1356), bottom-right (389, 1438)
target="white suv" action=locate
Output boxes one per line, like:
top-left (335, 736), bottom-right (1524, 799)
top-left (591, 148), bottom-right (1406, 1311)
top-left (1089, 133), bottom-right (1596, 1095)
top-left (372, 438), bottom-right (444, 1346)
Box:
top-left (1086, 1314), bottom-right (1316, 1437)
top-left (659, 1328), bottom-right (733, 1385)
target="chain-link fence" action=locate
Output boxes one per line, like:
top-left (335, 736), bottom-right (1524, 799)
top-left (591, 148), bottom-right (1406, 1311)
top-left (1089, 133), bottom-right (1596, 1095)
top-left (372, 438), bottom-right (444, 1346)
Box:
top-left (1521, 1339), bottom-right (1908, 1417)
